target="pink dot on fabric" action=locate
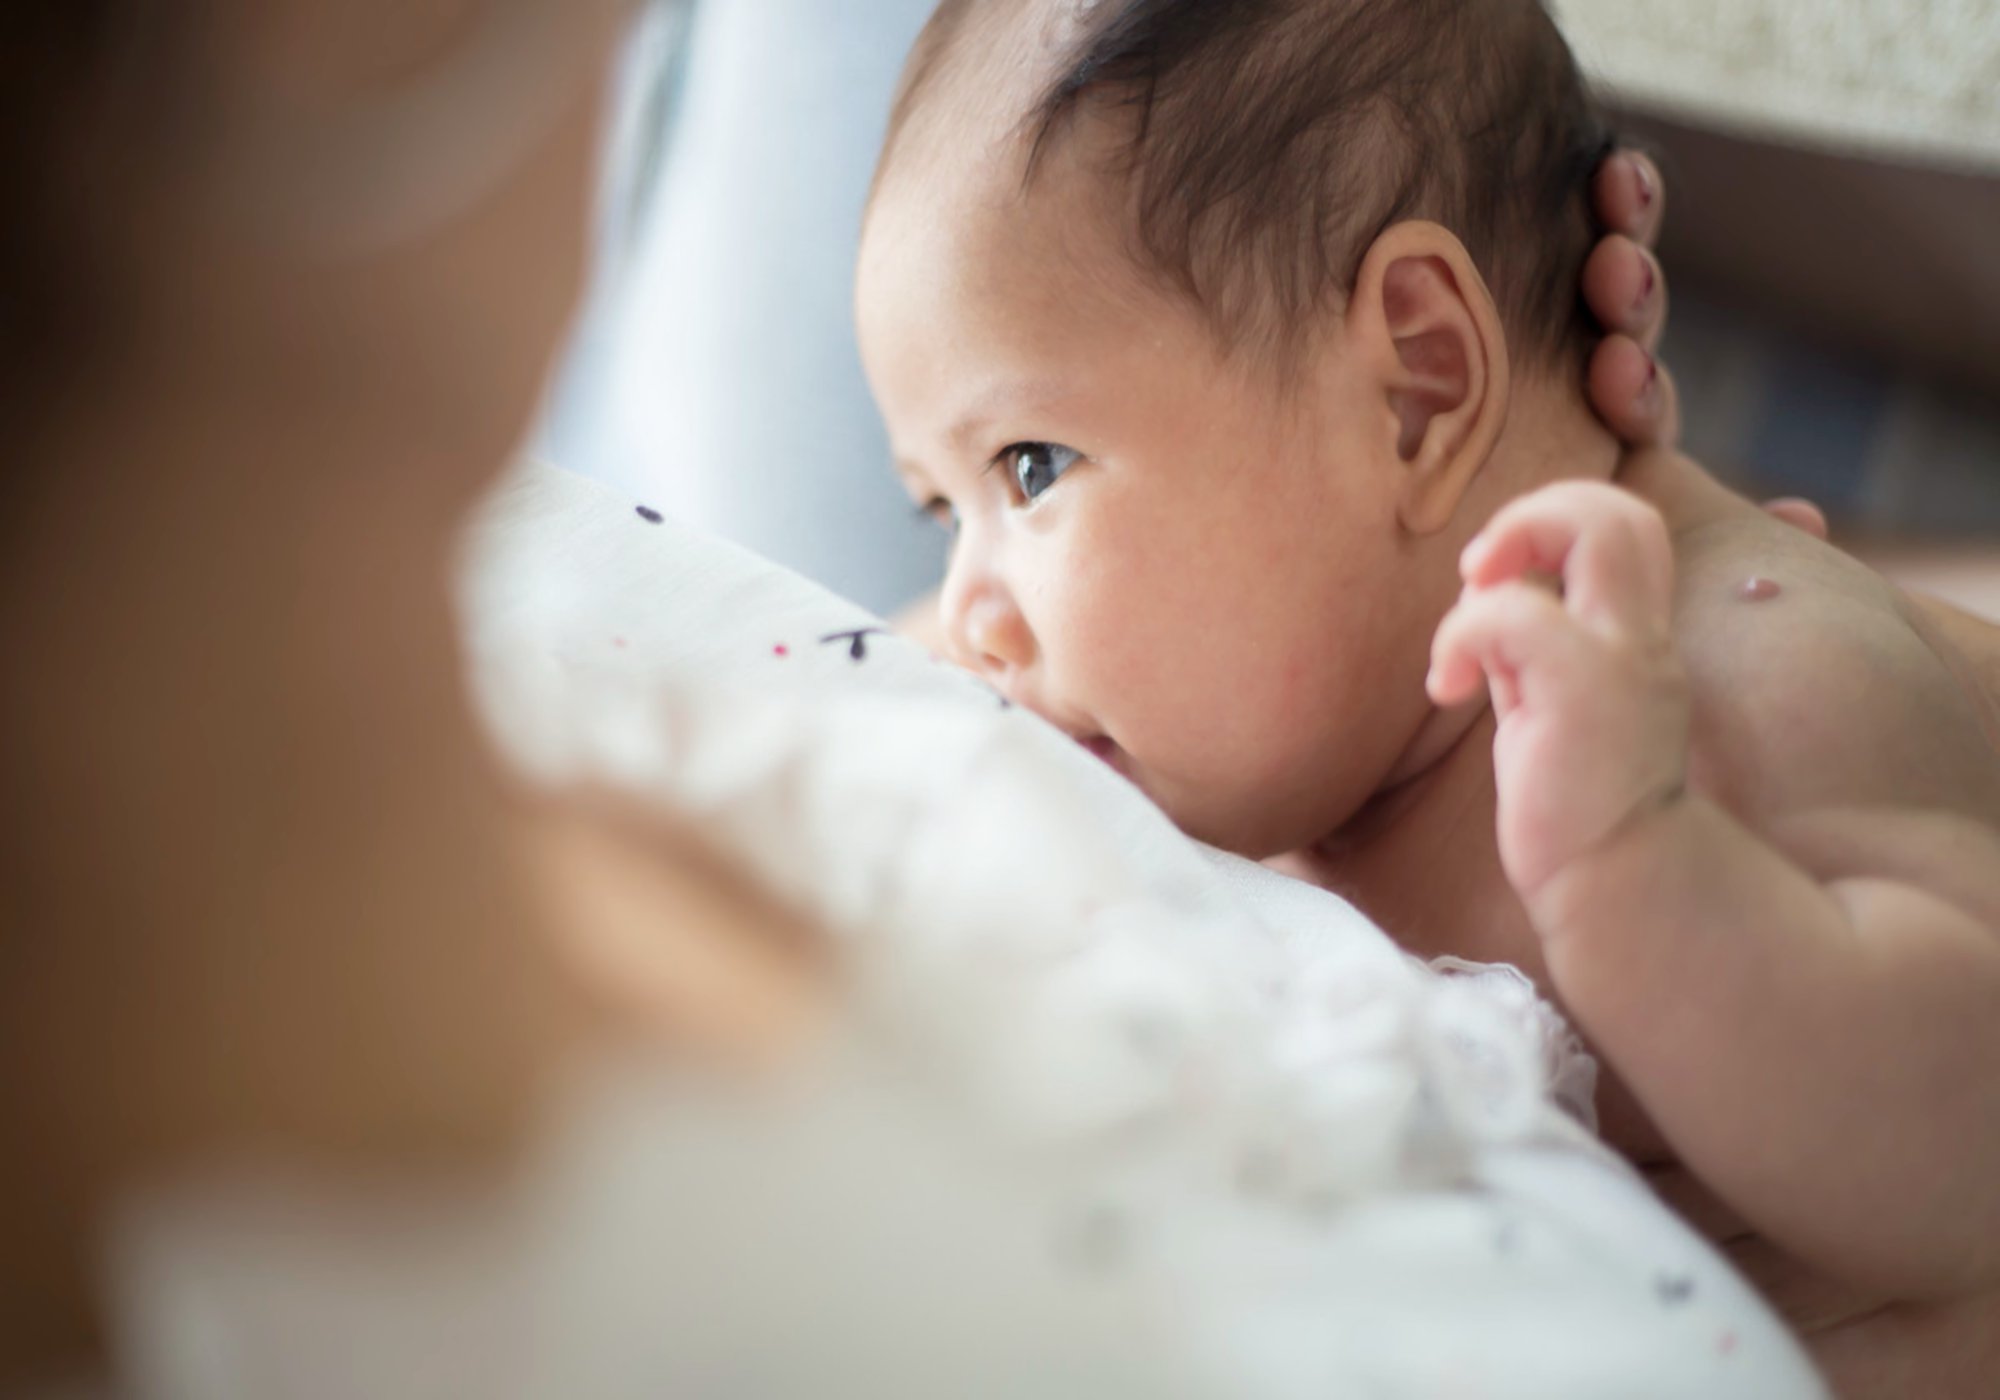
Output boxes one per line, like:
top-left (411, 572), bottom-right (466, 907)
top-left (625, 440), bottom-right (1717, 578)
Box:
top-left (1718, 1331), bottom-right (1739, 1356)
top-left (613, 637), bottom-right (627, 649)
top-left (1740, 577), bottom-right (1782, 603)
top-left (774, 644), bottom-right (790, 658)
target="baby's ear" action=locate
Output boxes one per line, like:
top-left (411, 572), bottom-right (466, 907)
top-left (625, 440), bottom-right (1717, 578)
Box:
top-left (1349, 222), bottom-right (1510, 536)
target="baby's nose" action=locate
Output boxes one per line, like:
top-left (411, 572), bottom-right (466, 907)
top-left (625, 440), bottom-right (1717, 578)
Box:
top-left (945, 574), bottom-right (1035, 680)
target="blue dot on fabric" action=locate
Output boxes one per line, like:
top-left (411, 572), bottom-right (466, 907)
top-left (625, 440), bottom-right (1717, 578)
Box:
top-left (636, 505), bottom-right (664, 524)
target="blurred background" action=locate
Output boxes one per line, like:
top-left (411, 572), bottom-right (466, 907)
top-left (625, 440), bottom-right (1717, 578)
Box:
top-left (538, 0), bottom-right (2000, 619)
top-left (1561, 0), bottom-right (2000, 618)
top-left (540, 0), bottom-right (946, 617)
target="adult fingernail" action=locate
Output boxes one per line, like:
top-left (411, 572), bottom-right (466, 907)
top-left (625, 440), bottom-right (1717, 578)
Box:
top-left (1633, 159), bottom-right (1655, 208)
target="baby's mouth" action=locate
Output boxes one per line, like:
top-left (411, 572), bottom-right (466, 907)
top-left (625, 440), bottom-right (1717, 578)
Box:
top-left (1078, 734), bottom-right (1125, 772)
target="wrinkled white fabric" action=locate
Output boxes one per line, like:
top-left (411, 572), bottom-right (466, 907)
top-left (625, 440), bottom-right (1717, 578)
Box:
top-left (459, 463), bottom-right (1593, 1177)
top-left (87, 463), bottom-right (1825, 1398)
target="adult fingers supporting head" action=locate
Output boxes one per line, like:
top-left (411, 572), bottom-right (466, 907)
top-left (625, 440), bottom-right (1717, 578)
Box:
top-left (1589, 335), bottom-right (1682, 450)
top-left (1592, 149), bottom-right (1664, 248)
top-left (1585, 150), bottom-right (1674, 449)
top-left (1761, 498), bottom-right (1832, 540)
top-left (1583, 235), bottom-right (1667, 351)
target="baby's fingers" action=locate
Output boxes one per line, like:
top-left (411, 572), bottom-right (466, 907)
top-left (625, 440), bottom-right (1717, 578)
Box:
top-left (1462, 483), bottom-right (1674, 637)
top-left (1428, 581), bottom-right (1588, 715)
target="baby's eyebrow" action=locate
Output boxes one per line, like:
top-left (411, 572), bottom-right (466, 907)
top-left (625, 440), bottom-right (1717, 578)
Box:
top-left (943, 376), bottom-right (1075, 453)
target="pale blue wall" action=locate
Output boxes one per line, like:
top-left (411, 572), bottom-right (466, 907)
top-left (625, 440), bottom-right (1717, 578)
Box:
top-left (542, 0), bottom-right (948, 615)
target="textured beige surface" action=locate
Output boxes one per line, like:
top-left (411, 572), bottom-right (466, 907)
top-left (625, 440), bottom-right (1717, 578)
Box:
top-left (1556, 0), bottom-right (2000, 173)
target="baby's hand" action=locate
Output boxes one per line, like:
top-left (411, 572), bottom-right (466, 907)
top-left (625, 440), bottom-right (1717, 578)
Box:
top-left (1427, 481), bottom-right (1691, 897)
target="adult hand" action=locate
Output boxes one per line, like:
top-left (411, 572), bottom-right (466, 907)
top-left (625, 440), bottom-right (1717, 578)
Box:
top-left (1584, 149), bottom-right (1829, 541)
top-left (1583, 150), bottom-right (1676, 449)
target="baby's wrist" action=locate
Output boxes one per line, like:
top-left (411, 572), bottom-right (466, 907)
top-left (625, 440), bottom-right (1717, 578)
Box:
top-left (1523, 774), bottom-right (1694, 954)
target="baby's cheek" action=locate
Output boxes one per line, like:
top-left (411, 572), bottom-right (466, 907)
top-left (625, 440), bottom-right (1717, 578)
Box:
top-left (1122, 627), bottom-right (1295, 781)
top-left (1042, 528), bottom-right (1322, 797)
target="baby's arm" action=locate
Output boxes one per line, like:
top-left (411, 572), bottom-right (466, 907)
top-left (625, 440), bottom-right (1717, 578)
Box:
top-left (1429, 482), bottom-right (2000, 1298)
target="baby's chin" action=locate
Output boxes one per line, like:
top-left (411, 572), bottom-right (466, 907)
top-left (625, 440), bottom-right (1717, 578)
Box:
top-left (1076, 730), bottom-right (1339, 858)
top-left (1137, 768), bottom-right (1320, 863)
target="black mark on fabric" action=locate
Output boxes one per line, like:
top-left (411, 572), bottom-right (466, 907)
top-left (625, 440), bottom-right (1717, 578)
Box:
top-left (820, 628), bottom-right (887, 663)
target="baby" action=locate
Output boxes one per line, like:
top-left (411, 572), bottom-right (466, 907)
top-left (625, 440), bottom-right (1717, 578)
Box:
top-left (857, 0), bottom-right (2000, 1382)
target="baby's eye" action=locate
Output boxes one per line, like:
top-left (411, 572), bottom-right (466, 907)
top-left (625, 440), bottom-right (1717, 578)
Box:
top-left (1003, 443), bottom-right (1081, 504)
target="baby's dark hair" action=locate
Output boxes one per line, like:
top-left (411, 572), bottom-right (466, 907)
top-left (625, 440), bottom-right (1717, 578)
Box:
top-left (891, 0), bottom-right (1614, 370)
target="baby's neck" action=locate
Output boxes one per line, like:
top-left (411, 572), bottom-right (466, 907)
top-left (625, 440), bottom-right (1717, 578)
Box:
top-left (1489, 370), bottom-right (1626, 500)
top-left (1373, 377), bottom-right (1622, 797)
top-left (1291, 703), bottom-right (1517, 961)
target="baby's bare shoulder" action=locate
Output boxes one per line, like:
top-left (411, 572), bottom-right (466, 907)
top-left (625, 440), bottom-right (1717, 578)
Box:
top-left (1658, 490), bottom-right (2000, 833)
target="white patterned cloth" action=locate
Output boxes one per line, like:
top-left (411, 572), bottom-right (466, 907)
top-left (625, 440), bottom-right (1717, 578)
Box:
top-left (77, 463), bottom-right (1825, 1398)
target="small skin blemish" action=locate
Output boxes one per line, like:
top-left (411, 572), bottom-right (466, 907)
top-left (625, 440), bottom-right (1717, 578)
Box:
top-left (1739, 576), bottom-right (1782, 603)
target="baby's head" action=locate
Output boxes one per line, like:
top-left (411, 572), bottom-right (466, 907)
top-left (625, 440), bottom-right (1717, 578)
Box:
top-left (858, 0), bottom-right (1620, 856)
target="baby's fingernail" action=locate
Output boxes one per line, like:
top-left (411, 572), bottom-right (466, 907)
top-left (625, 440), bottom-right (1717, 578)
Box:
top-left (1636, 258), bottom-right (1656, 311)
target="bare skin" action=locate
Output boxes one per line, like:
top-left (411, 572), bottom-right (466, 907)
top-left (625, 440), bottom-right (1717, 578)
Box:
top-left (865, 37), bottom-right (2000, 1384)
top-left (7, 0), bottom-right (1980, 1385)
top-left (1515, 142), bottom-right (2000, 1400)
top-left (0, 0), bottom-right (1700, 1386)
top-left (1310, 451), bottom-right (2000, 1395)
